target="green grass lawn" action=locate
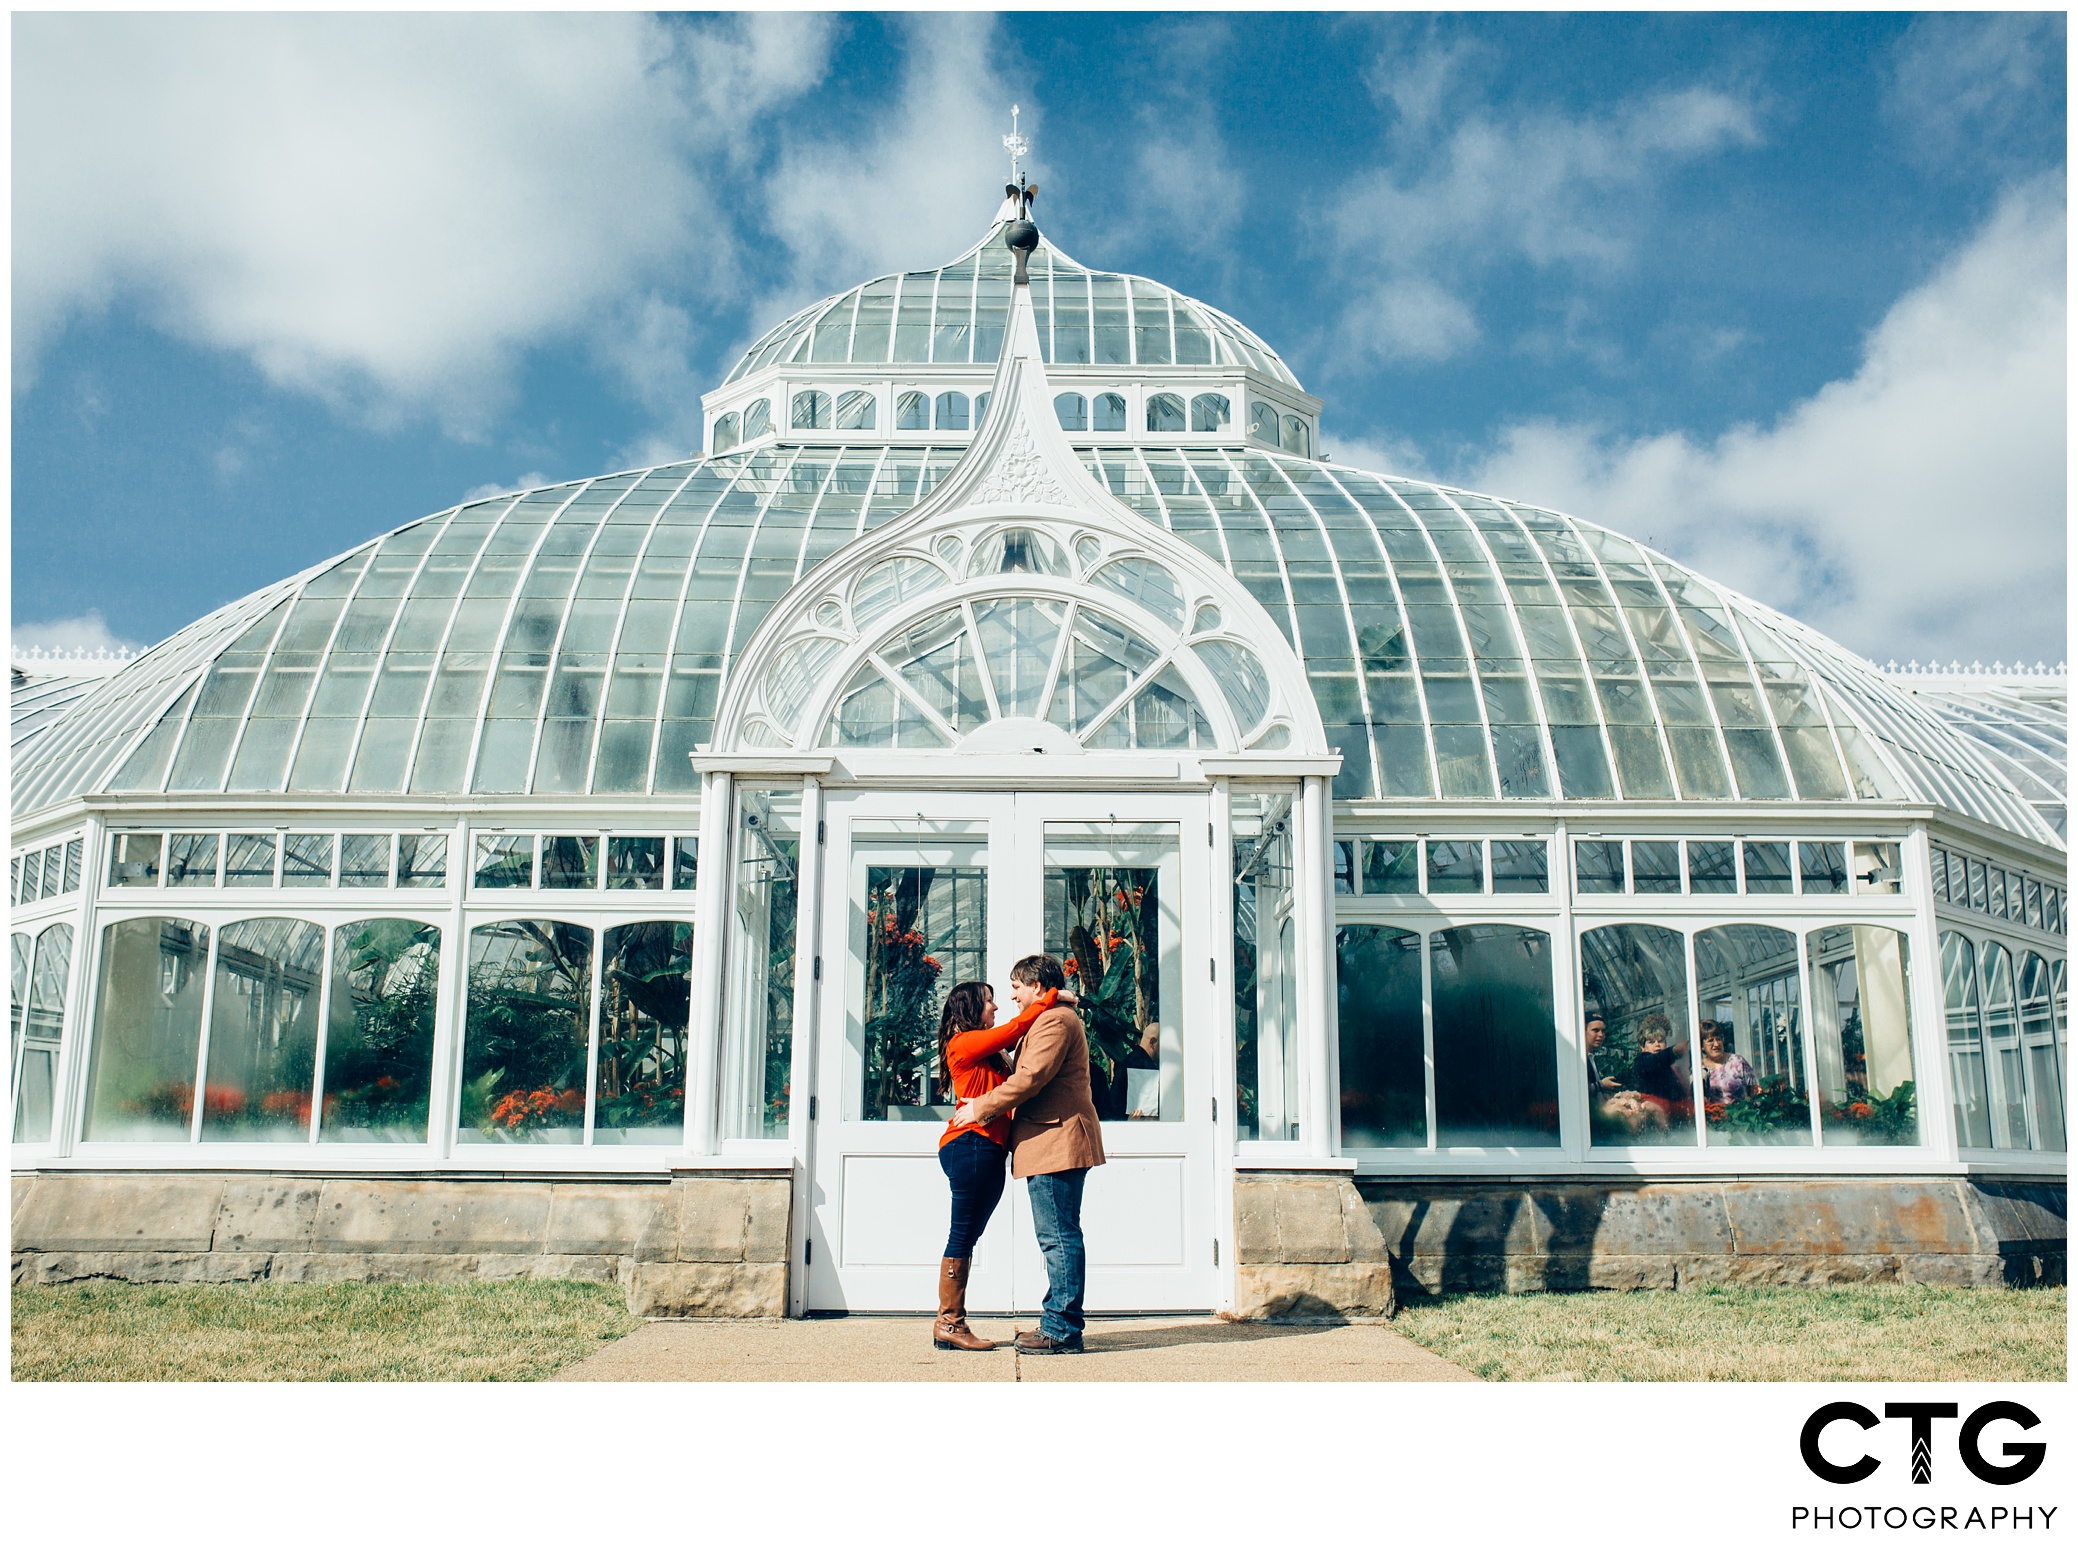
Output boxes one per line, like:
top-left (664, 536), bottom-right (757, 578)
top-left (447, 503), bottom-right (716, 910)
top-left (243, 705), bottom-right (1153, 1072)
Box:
top-left (1389, 1283), bottom-right (2068, 1382)
top-left (11, 1279), bottom-right (643, 1382)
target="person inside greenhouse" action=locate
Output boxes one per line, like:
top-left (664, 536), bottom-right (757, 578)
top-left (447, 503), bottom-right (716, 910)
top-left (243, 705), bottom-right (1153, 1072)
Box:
top-left (1632, 1014), bottom-right (1690, 1122)
top-left (1698, 1022), bottom-right (1760, 1105)
top-left (931, 976), bottom-right (1078, 1351)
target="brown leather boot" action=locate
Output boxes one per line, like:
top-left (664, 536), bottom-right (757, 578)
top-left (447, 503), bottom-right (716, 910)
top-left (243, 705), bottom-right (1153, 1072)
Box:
top-left (932, 1257), bottom-right (995, 1350)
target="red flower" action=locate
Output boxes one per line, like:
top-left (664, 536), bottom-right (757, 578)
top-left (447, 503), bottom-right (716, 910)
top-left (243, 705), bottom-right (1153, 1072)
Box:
top-left (1848, 1102), bottom-right (1874, 1119)
top-left (1063, 958), bottom-right (1079, 976)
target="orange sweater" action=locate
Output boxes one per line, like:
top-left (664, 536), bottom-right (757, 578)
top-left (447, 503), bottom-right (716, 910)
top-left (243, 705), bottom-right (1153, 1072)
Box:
top-left (940, 989), bottom-right (1059, 1150)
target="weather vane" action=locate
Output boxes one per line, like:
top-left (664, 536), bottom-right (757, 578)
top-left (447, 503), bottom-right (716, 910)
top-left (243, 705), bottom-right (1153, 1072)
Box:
top-left (1003, 104), bottom-right (1028, 184)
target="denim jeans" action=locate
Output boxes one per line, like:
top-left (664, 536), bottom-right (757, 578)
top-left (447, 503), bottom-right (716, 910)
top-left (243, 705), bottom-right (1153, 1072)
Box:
top-left (1024, 1168), bottom-right (1089, 1343)
top-left (938, 1131), bottom-right (1008, 1260)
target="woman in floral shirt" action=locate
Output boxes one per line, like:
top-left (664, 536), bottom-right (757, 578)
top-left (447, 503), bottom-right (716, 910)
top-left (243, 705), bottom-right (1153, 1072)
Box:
top-left (1699, 1023), bottom-right (1760, 1103)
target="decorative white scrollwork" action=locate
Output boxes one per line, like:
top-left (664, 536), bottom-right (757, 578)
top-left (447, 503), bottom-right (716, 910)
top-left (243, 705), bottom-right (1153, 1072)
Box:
top-left (973, 420), bottom-right (1075, 509)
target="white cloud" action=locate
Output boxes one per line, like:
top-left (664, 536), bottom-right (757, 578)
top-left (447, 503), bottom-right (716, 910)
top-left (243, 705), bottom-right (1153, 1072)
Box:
top-left (1887, 13), bottom-right (2063, 174)
top-left (1451, 177), bottom-right (2066, 665)
top-left (13, 13), bottom-right (832, 435)
top-left (461, 472), bottom-right (551, 504)
top-left (11, 612), bottom-right (146, 656)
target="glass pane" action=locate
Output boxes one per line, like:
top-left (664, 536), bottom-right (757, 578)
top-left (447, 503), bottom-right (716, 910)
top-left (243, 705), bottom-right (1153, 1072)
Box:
top-left (595, 922), bottom-right (692, 1144)
top-left (1427, 840), bottom-right (1483, 894)
top-left (201, 918), bottom-right (326, 1142)
top-left (670, 837), bottom-right (699, 890)
top-left (973, 597), bottom-right (1066, 718)
top-left (1799, 841), bottom-right (1848, 895)
top-left (1336, 925), bottom-right (1424, 1148)
top-left (458, 920), bottom-right (593, 1144)
top-left (2017, 953), bottom-right (2065, 1153)
top-left (1979, 943), bottom-right (2030, 1149)
top-left (1234, 791), bottom-right (1299, 1141)
top-left (15, 925), bottom-right (73, 1142)
top-left (1632, 840), bottom-right (1681, 894)
top-left (1432, 926), bottom-right (1557, 1146)
top-left (321, 919), bottom-right (439, 1142)
top-left (1687, 841), bottom-right (1736, 894)
top-left (83, 918), bottom-right (211, 1142)
top-left (1090, 558), bottom-right (1186, 628)
top-left (1193, 640), bottom-right (1271, 735)
top-left (397, 833), bottom-right (448, 889)
top-left (606, 836), bottom-right (665, 890)
top-left (1490, 841), bottom-right (1549, 894)
top-left (1574, 840), bottom-right (1623, 895)
top-left (722, 790), bottom-right (800, 1138)
top-left (1362, 840), bottom-right (1419, 895)
top-left (167, 834), bottom-right (219, 888)
top-left (1694, 925), bottom-right (1811, 1146)
top-left (541, 835), bottom-right (600, 890)
top-left (224, 834), bottom-right (276, 887)
top-left (1744, 841), bottom-right (1793, 894)
top-left (340, 834), bottom-right (393, 887)
top-left (282, 833), bottom-right (335, 888)
top-left (473, 834), bottom-right (533, 889)
top-left (1580, 924), bottom-right (1694, 1146)
top-left (1045, 824), bottom-right (1181, 1122)
top-left (1812, 925), bottom-right (1920, 1147)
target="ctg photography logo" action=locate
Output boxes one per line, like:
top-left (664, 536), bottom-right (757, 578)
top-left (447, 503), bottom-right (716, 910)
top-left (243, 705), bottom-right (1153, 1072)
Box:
top-left (1792, 1401), bottom-right (2054, 1533)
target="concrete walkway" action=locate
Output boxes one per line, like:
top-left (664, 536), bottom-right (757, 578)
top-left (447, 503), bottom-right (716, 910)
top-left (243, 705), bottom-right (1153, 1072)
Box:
top-left (555, 1314), bottom-right (1478, 1382)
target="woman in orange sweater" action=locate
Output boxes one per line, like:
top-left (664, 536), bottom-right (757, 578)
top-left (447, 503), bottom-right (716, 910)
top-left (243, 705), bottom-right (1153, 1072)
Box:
top-left (932, 977), bottom-right (1073, 1350)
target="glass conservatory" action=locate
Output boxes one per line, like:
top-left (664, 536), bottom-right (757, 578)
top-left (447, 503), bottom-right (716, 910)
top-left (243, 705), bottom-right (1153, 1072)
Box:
top-left (11, 212), bottom-right (2065, 1313)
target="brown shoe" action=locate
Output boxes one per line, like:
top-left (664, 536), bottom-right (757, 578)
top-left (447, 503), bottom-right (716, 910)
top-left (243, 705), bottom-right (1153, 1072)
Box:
top-left (932, 1258), bottom-right (995, 1351)
top-left (1012, 1329), bottom-right (1085, 1354)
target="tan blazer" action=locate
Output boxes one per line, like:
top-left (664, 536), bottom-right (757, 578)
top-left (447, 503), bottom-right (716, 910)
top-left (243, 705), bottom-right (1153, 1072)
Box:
top-left (962, 1004), bottom-right (1106, 1177)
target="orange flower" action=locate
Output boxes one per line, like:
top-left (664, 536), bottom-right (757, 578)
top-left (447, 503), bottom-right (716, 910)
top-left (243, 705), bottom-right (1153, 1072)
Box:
top-left (1063, 958), bottom-right (1079, 976)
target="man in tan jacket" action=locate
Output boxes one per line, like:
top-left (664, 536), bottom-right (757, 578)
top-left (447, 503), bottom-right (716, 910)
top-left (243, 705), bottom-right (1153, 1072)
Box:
top-left (953, 952), bottom-right (1105, 1353)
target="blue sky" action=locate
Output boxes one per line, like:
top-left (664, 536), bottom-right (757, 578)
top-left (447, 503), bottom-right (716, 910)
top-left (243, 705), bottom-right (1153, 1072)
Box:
top-left (12, 11), bottom-right (2066, 665)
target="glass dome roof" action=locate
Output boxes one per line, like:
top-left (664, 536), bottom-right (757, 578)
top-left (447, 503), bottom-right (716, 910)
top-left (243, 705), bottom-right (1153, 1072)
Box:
top-left (724, 227), bottom-right (1301, 390)
top-left (13, 437), bottom-right (2057, 847)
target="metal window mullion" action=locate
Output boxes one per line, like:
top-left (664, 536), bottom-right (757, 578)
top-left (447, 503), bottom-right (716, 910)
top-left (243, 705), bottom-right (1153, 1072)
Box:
top-left (1035, 599), bottom-right (1078, 725)
top-left (849, 446), bottom-right (890, 542)
top-left (186, 926), bottom-right (222, 1143)
top-left (458, 481), bottom-right (592, 794)
top-left (1693, 572), bottom-right (1808, 802)
top-left (398, 496), bottom-right (530, 791)
top-left (1563, 516), bottom-right (1685, 800)
top-left (1404, 491), bottom-right (1501, 796)
top-left (1636, 548), bottom-right (1741, 797)
top-left (276, 541), bottom-right (386, 793)
top-left (1354, 476), bottom-right (1445, 799)
top-left (582, 924), bottom-right (604, 1146)
top-left (336, 518), bottom-right (454, 791)
top-left (645, 452), bottom-right (764, 794)
top-left (306, 921), bottom-right (338, 1145)
top-left (867, 656), bottom-right (960, 744)
top-left (1419, 924), bottom-right (1437, 1150)
top-left (923, 268), bottom-right (945, 364)
top-left (1783, 634), bottom-right (1918, 805)
top-left (1449, 495), bottom-right (1560, 802)
top-left (1265, 458), bottom-right (1379, 800)
top-left (713, 446), bottom-right (805, 717)
top-left (1225, 449), bottom-right (1305, 661)
top-left (584, 466), bottom-right (699, 794)
top-left (961, 601), bottom-right (1003, 720)
top-left (214, 566), bottom-right (335, 792)
top-left (1076, 636), bottom-right (1186, 747)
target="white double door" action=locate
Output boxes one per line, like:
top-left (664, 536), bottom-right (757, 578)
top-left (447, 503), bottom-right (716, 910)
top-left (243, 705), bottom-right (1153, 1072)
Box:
top-left (804, 789), bottom-right (1221, 1314)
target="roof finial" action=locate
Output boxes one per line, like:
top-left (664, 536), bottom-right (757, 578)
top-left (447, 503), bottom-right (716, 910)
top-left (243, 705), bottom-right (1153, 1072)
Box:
top-left (1003, 104), bottom-right (1028, 184)
top-left (999, 104), bottom-right (1040, 284)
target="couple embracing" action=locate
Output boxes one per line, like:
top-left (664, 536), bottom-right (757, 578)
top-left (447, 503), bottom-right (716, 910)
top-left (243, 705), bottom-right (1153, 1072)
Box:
top-left (931, 952), bottom-right (1104, 1354)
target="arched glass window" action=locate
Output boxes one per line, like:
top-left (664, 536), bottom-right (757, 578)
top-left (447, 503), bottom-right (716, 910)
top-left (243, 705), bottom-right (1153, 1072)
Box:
top-left (1190, 392), bottom-right (1230, 432)
top-left (1693, 924), bottom-right (1811, 1146)
top-left (895, 390), bottom-right (929, 430)
top-left (1249, 401), bottom-right (1279, 443)
top-left (975, 391), bottom-right (991, 426)
top-left (742, 398), bottom-right (771, 438)
top-left (1146, 392), bottom-right (1186, 432)
top-left (1093, 392), bottom-right (1127, 432)
top-left (1281, 414), bottom-right (1310, 455)
top-left (1054, 392), bottom-right (1088, 432)
top-left (322, 919), bottom-right (440, 1143)
top-left (934, 392), bottom-right (969, 431)
top-left (202, 917), bottom-right (326, 1141)
top-left (1978, 941), bottom-right (2030, 1148)
top-left (1336, 924), bottom-right (1424, 1147)
top-left (12, 922), bottom-right (72, 1143)
top-left (1811, 925), bottom-right (1918, 1146)
top-left (1580, 923), bottom-right (1693, 1146)
top-left (712, 411), bottom-right (741, 454)
top-left (792, 390), bottom-right (832, 430)
top-left (2017, 952), bottom-right (2066, 1152)
top-left (458, 920), bottom-right (593, 1145)
top-left (835, 390), bottom-right (877, 431)
top-left (1432, 925), bottom-right (1557, 1147)
top-left (1941, 930), bottom-right (1991, 1147)
top-left (83, 917), bottom-right (212, 1142)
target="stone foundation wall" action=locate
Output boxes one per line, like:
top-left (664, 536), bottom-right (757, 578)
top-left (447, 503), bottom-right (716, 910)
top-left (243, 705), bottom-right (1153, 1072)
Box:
top-left (1359, 1176), bottom-right (2066, 1294)
top-left (10, 1171), bottom-right (793, 1317)
top-left (1231, 1174), bottom-right (1399, 1319)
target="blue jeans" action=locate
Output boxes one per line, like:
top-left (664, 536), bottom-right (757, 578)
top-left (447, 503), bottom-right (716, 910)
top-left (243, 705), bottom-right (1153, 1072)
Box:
top-left (938, 1131), bottom-right (1008, 1259)
top-left (1025, 1168), bottom-right (1089, 1343)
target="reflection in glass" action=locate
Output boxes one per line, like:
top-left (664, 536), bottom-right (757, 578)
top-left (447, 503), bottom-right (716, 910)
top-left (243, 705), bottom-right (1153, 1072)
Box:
top-left (1694, 925), bottom-right (1810, 1146)
top-left (397, 833), bottom-right (447, 888)
top-left (1337, 925), bottom-right (1424, 1147)
top-left (857, 856), bottom-right (982, 1120)
top-left (2016, 953), bottom-right (2065, 1153)
top-left (340, 834), bottom-right (392, 887)
top-left (606, 837), bottom-right (665, 890)
top-left (283, 833), bottom-right (334, 887)
top-left (722, 790), bottom-right (800, 1138)
top-left (201, 918), bottom-right (325, 1141)
top-left (1941, 931), bottom-right (1992, 1147)
top-left (1687, 841), bottom-right (1736, 894)
top-left (167, 834), bottom-right (219, 887)
top-left (459, 920), bottom-right (592, 1144)
top-left (1046, 826), bottom-right (1178, 1122)
top-left (322, 919), bottom-right (439, 1142)
top-left (1811, 925), bottom-right (1919, 1146)
top-left (474, 834), bottom-right (533, 889)
top-left (1054, 392), bottom-right (1087, 431)
top-left (596, 922), bottom-right (692, 1143)
top-left (1427, 841), bottom-right (1483, 894)
top-left (13, 924), bottom-right (72, 1142)
top-left (541, 835), bottom-right (599, 890)
top-left (1632, 841), bottom-right (1681, 894)
top-left (1363, 840), bottom-right (1419, 895)
top-left (1234, 791), bottom-right (1298, 1141)
top-left (1800, 841), bottom-right (1848, 894)
top-left (1490, 841), bottom-right (1549, 894)
top-left (83, 918), bottom-right (211, 1142)
top-left (671, 837), bottom-right (699, 891)
top-left (1580, 924), bottom-right (1693, 1146)
top-left (1575, 840), bottom-right (1623, 895)
top-left (1432, 926), bottom-right (1556, 1146)
top-left (224, 834), bottom-right (277, 887)
top-left (1978, 942), bottom-right (2030, 1149)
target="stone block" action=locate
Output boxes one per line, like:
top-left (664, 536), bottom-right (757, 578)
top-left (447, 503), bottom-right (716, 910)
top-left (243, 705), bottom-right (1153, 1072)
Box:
top-left (1232, 1179), bottom-right (1279, 1262)
top-left (213, 1180), bottom-right (322, 1251)
top-left (624, 1261), bottom-right (786, 1318)
top-left (267, 1251), bottom-right (482, 1284)
top-left (12, 1175), bottom-right (225, 1252)
top-left (15, 1249), bottom-right (269, 1285)
top-left (1958, 1180), bottom-right (2067, 1251)
top-left (1576, 1186), bottom-right (1734, 1260)
top-left (1231, 1262), bottom-right (1397, 1319)
top-left (1365, 1188), bottom-right (1539, 1264)
top-left (675, 1179), bottom-right (755, 1263)
top-left (1900, 1253), bottom-right (2004, 1289)
top-left (311, 1179), bottom-right (551, 1254)
top-left (1582, 1254), bottom-right (1678, 1291)
top-left (742, 1180), bottom-right (793, 1264)
top-left (1684, 1253), bottom-right (1900, 1287)
top-left (1270, 1179), bottom-right (1356, 1265)
top-left (544, 1183), bottom-right (673, 1256)
top-left (1722, 1181), bottom-right (1976, 1257)
top-left (13, 1175), bottom-right (34, 1221)
top-left (1339, 1184), bottom-right (1391, 1264)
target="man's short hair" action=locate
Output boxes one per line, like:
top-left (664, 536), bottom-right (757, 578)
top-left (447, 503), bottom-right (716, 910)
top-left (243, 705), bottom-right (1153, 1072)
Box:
top-left (1010, 953), bottom-right (1067, 993)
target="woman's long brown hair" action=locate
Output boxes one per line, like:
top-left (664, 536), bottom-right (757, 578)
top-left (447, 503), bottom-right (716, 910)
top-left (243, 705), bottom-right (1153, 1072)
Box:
top-left (939, 981), bottom-right (993, 1093)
